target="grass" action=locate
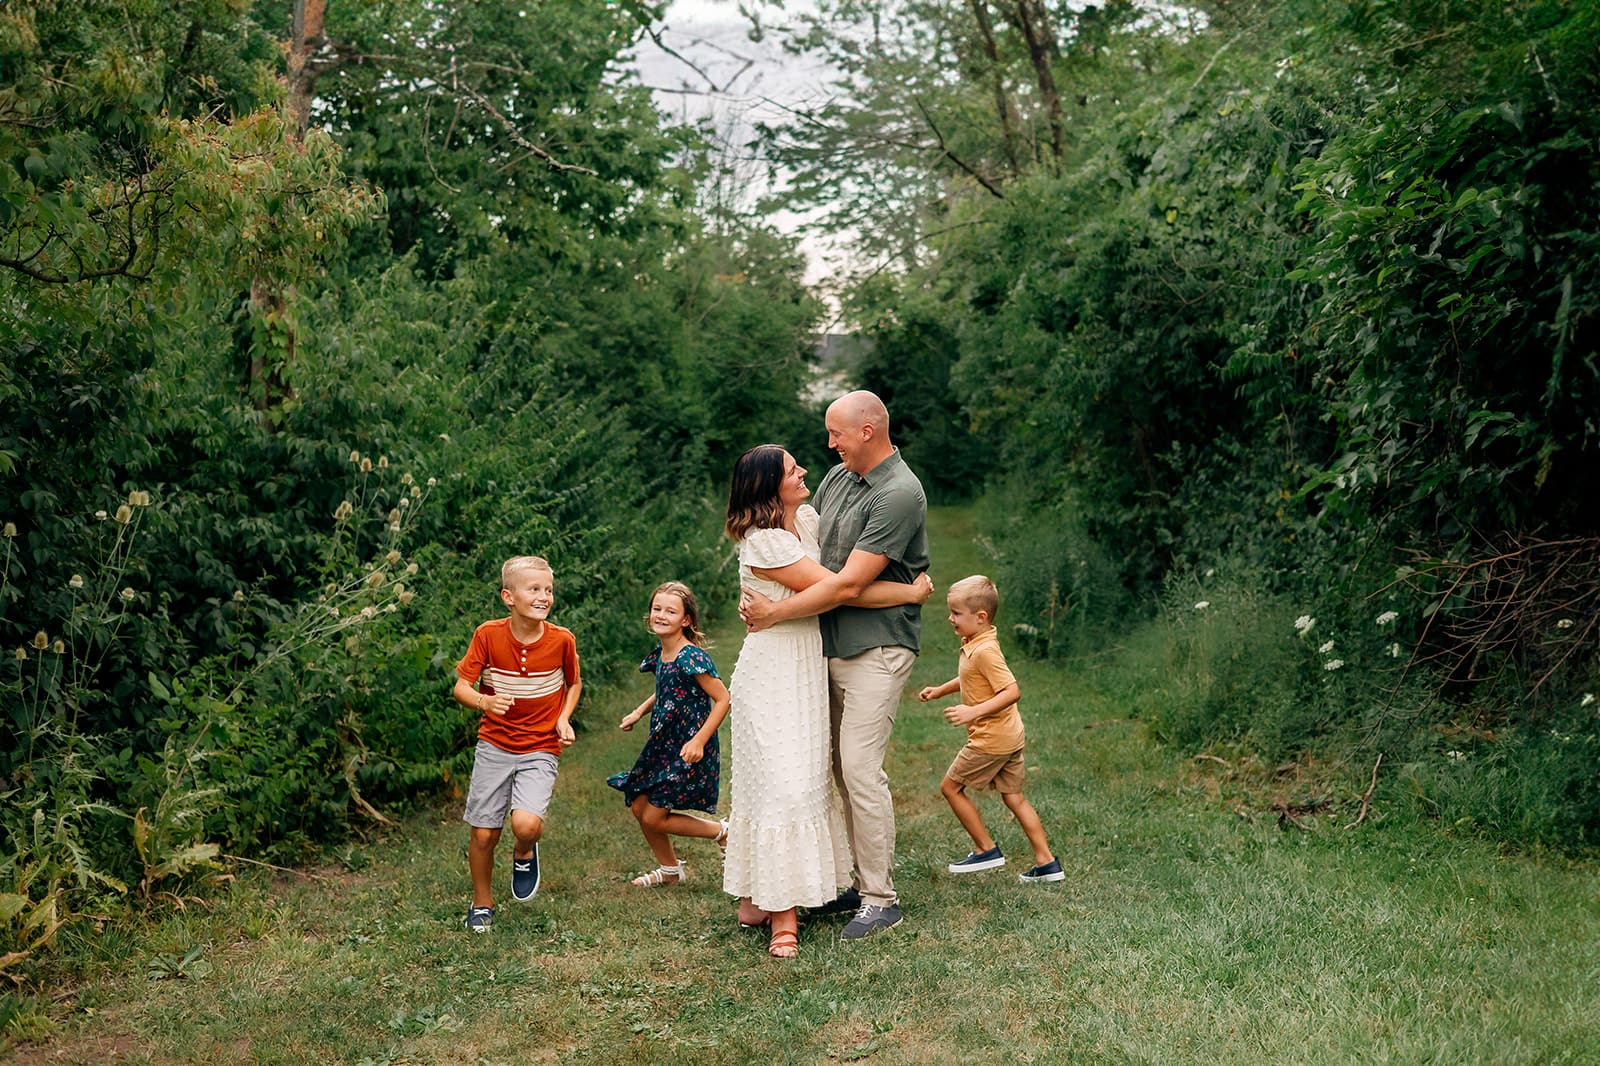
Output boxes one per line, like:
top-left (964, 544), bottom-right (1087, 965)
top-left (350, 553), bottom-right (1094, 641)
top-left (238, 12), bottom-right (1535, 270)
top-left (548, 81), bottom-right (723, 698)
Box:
top-left (13, 505), bottom-right (1600, 1064)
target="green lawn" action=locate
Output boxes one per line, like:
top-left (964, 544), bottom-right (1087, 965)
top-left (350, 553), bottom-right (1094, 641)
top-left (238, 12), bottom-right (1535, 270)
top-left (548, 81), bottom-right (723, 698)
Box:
top-left (17, 506), bottom-right (1600, 1065)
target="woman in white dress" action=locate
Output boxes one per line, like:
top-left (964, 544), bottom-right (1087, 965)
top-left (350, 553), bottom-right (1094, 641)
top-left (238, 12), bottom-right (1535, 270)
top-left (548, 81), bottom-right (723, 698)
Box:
top-left (721, 444), bottom-right (931, 958)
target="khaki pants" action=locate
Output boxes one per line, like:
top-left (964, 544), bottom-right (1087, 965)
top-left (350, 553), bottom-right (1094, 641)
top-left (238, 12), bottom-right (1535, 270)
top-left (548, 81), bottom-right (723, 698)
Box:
top-left (828, 645), bottom-right (917, 908)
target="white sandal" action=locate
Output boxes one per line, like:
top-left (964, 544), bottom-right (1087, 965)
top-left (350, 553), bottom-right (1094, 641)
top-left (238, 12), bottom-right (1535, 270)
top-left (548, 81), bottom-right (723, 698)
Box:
top-left (630, 865), bottom-right (685, 887)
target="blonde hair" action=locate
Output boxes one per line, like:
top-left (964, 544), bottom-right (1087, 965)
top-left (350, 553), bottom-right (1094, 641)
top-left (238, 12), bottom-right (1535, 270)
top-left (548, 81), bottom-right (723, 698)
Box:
top-left (949, 574), bottom-right (999, 620)
top-left (501, 555), bottom-right (553, 589)
top-left (648, 581), bottom-right (707, 646)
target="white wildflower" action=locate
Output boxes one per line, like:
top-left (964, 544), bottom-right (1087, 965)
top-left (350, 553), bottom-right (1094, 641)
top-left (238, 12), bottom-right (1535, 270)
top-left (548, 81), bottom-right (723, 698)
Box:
top-left (95, 510), bottom-right (107, 521)
top-left (1194, 601), bottom-right (1210, 610)
top-left (349, 450), bottom-right (361, 464)
top-left (1294, 615), bottom-right (1315, 634)
top-left (1323, 659), bottom-right (1345, 671)
top-left (1581, 693), bottom-right (1595, 708)
top-left (1376, 611), bottom-right (1398, 626)
top-left (426, 477), bottom-right (437, 487)
top-left (1555, 619), bottom-right (1575, 629)
top-left (1319, 640), bottom-right (1335, 654)
top-left (68, 574), bottom-right (84, 589)
top-left (119, 587), bottom-right (136, 603)
top-left (1446, 750), bottom-right (1466, 762)
top-left (1387, 642), bottom-right (1402, 658)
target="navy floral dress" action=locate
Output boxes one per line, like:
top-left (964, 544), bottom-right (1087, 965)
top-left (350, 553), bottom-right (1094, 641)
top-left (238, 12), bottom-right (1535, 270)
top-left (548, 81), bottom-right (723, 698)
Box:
top-left (606, 644), bottom-right (721, 813)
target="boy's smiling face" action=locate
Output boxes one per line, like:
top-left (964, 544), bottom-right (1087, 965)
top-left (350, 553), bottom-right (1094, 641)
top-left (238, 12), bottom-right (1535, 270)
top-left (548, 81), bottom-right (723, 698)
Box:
top-left (501, 567), bottom-right (554, 625)
top-left (947, 596), bottom-right (988, 639)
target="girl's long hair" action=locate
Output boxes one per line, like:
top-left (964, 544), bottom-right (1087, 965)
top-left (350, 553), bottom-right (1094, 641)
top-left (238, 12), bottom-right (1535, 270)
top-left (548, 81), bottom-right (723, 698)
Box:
top-left (649, 581), bottom-right (707, 646)
top-left (725, 444), bottom-right (787, 542)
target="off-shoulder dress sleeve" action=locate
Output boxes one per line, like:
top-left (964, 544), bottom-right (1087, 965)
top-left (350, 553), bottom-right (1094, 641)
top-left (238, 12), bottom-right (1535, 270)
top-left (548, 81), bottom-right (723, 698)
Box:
top-left (741, 527), bottom-right (806, 570)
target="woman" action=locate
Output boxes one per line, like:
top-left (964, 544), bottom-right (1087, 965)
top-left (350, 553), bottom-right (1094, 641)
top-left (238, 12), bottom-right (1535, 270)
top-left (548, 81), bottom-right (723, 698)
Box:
top-left (721, 444), bottom-right (931, 958)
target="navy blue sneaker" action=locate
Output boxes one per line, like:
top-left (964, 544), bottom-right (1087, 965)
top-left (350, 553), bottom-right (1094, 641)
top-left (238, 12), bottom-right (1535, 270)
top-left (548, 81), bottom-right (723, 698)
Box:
top-left (1019, 858), bottom-right (1065, 883)
top-left (511, 844), bottom-right (540, 902)
top-left (947, 845), bottom-right (1006, 874)
top-left (463, 905), bottom-right (494, 932)
top-left (840, 903), bottom-right (903, 941)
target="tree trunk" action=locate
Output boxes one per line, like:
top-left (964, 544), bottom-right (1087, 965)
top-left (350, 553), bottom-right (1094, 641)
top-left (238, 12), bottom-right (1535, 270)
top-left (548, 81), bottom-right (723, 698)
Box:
top-left (967, 0), bottom-right (1020, 177)
top-left (287, 0), bottom-right (327, 142)
top-left (1008, 0), bottom-right (1063, 165)
top-left (253, 0), bottom-right (327, 416)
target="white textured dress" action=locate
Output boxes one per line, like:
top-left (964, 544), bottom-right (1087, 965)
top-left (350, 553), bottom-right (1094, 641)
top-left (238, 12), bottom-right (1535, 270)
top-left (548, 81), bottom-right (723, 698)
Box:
top-left (722, 504), bottom-right (852, 911)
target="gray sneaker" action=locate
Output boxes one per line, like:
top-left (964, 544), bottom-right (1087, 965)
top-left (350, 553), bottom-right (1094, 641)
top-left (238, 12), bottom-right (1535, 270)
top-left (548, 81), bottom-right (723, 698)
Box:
top-left (840, 902), bottom-right (902, 941)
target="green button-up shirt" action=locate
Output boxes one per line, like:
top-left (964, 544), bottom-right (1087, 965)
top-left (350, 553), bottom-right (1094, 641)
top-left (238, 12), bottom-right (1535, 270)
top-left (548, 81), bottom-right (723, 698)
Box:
top-left (812, 448), bottom-right (930, 659)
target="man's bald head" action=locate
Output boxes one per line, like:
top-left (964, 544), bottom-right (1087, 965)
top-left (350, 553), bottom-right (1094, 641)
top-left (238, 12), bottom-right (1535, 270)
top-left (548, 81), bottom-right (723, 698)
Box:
top-left (825, 390), bottom-right (895, 475)
top-left (827, 390), bottom-right (891, 436)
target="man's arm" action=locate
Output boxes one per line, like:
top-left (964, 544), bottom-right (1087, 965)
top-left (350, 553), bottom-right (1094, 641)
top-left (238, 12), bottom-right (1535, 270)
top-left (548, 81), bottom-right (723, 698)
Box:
top-left (743, 547), bottom-right (889, 631)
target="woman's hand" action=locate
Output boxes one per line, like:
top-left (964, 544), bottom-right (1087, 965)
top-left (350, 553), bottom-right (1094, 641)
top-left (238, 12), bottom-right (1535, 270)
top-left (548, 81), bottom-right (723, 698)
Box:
top-left (739, 588), bottom-right (777, 632)
top-left (619, 710), bottom-right (643, 731)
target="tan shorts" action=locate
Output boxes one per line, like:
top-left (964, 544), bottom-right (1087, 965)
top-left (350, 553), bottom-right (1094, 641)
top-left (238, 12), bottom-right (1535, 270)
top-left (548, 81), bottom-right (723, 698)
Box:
top-left (944, 745), bottom-right (1025, 793)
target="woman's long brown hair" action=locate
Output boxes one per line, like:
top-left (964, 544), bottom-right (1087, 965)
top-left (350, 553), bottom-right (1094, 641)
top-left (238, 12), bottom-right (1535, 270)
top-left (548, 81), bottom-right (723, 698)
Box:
top-left (725, 444), bottom-right (788, 541)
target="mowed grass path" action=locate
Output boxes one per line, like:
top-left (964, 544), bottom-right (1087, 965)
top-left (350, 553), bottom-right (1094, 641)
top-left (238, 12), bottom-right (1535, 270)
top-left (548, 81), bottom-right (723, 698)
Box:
top-left (20, 507), bottom-right (1600, 1065)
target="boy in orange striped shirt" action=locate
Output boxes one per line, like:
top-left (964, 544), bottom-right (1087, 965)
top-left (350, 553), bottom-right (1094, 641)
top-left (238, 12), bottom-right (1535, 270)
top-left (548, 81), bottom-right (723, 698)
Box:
top-left (453, 555), bottom-right (582, 931)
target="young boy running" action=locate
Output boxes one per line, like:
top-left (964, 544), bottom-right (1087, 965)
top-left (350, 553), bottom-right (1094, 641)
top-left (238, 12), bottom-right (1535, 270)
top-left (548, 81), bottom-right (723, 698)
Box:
top-left (453, 555), bottom-right (582, 931)
top-left (918, 575), bottom-right (1062, 883)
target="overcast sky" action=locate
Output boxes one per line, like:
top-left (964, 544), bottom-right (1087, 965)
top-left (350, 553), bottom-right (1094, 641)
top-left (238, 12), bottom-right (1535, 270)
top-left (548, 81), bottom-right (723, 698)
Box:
top-left (627, 1), bottom-right (846, 286)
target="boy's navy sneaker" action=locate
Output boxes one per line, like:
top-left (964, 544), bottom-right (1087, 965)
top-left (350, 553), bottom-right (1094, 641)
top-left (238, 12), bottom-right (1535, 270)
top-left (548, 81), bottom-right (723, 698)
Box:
top-left (463, 905), bottom-right (494, 933)
top-left (803, 885), bottom-right (861, 918)
top-left (840, 902), bottom-right (903, 941)
top-left (1018, 858), bottom-right (1065, 883)
top-left (947, 845), bottom-right (1006, 874)
top-left (511, 844), bottom-right (540, 902)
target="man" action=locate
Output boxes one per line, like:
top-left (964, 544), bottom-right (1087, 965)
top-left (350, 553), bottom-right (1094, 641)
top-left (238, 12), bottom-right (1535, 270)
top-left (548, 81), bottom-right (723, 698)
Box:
top-left (741, 390), bottom-right (930, 940)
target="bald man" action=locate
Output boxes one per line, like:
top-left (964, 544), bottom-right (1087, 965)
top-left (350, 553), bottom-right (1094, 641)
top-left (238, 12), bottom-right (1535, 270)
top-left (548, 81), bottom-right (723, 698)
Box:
top-left (740, 390), bottom-right (931, 941)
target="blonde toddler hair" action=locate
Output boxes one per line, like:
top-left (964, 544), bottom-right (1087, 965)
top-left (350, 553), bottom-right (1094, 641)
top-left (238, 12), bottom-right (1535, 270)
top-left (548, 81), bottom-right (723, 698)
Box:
top-left (949, 574), bottom-right (999, 619)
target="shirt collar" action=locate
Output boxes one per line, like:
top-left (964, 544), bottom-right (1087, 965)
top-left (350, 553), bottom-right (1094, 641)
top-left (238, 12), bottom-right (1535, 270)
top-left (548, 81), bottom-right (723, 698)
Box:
top-left (853, 447), bottom-right (904, 487)
top-left (959, 625), bottom-right (999, 653)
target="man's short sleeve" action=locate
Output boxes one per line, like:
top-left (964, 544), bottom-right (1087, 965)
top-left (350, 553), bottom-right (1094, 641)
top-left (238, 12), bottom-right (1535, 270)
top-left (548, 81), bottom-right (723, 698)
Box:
top-left (853, 483), bottom-right (926, 561)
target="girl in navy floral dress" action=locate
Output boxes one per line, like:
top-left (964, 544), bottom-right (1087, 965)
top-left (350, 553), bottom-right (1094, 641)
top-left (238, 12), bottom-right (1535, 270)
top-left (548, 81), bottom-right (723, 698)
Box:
top-left (608, 581), bottom-right (731, 886)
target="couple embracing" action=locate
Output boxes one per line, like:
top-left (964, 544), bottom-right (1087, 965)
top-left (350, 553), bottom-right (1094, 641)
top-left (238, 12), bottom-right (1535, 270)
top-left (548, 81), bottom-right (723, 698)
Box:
top-left (721, 391), bottom-right (932, 958)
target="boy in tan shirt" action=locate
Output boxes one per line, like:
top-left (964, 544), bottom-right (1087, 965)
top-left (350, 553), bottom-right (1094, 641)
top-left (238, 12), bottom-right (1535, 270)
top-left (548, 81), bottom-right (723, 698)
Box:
top-left (918, 575), bottom-right (1062, 882)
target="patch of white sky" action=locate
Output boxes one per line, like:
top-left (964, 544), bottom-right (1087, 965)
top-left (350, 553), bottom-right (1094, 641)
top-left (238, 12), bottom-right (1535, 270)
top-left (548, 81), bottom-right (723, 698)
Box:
top-left (624, 0), bottom-right (851, 290)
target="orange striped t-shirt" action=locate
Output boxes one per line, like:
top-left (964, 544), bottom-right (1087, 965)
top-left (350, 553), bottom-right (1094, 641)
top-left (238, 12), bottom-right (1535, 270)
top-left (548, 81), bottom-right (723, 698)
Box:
top-left (455, 618), bottom-right (580, 755)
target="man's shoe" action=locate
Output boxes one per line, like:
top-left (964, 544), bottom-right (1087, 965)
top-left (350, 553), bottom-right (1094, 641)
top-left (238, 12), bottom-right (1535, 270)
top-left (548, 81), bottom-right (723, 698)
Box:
top-left (947, 845), bottom-right (1006, 874)
top-left (511, 844), bottom-right (540, 902)
top-left (1018, 858), bottom-right (1065, 883)
top-left (803, 886), bottom-right (861, 918)
top-left (463, 905), bottom-right (494, 933)
top-left (840, 903), bottom-right (902, 941)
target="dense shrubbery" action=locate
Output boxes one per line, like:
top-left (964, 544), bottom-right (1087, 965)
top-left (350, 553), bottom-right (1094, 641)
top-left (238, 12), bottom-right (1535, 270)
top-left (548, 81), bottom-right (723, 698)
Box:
top-left (0, 0), bottom-right (822, 997)
top-left (766, 0), bottom-right (1599, 847)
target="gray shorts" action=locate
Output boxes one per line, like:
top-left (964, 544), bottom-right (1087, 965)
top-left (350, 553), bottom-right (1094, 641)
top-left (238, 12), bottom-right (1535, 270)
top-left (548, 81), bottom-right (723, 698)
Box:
top-left (462, 741), bottom-right (559, 829)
